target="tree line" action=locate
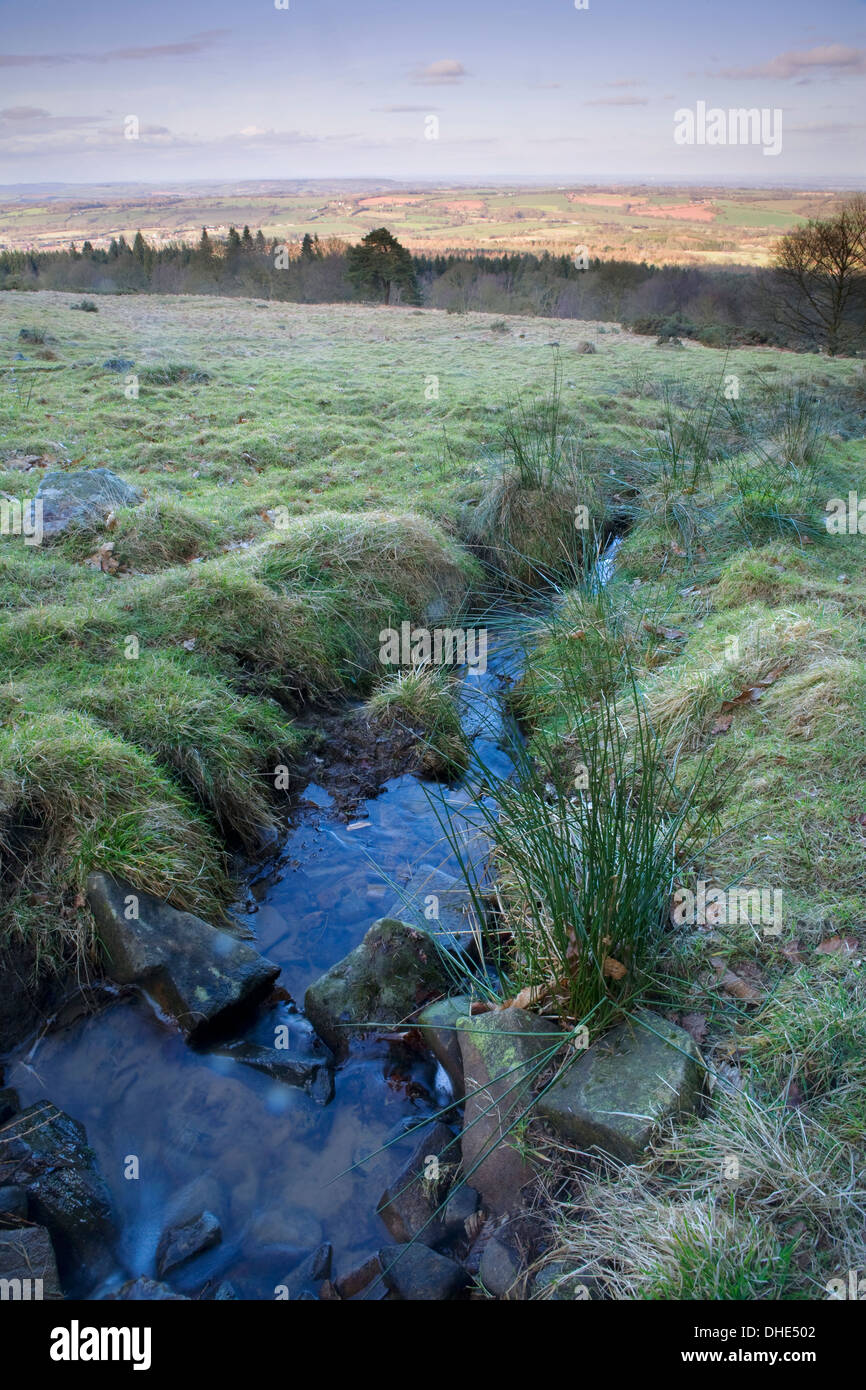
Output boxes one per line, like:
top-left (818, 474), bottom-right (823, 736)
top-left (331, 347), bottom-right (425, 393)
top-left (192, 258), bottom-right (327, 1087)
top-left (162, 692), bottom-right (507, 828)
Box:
top-left (2, 205), bottom-right (864, 355)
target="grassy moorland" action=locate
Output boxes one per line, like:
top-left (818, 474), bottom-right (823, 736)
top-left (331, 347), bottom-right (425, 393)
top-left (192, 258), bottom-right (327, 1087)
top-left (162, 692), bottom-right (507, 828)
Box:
top-left (1, 287), bottom-right (865, 1297)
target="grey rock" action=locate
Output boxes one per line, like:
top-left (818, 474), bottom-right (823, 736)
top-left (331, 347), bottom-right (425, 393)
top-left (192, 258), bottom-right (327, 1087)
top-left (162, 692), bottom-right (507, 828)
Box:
top-left (303, 917), bottom-right (450, 1059)
top-left (478, 1233), bottom-right (525, 1298)
top-left (156, 1210), bottom-right (222, 1279)
top-left (377, 1121), bottom-right (456, 1246)
top-left (417, 995), bottom-right (471, 1096)
top-left (34, 467), bottom-right (142, 539)
top-left (378, 1243), bottom-right (468, 1301)
top-left (87, 872), bottom-right (279, 1041)
top-left (102, 358), bottom-right (135, 373)
top-left (0, 1101), bottom-right (116, 1290)
top-left (0, 1225), bottom-right (63, 1300)
top-left (457, 1008), bottom-right (559, 1213)
top-left (536, 1009), bottom-right (704, 1161)
top-left (213, 1281), bottom-right (238, 1300)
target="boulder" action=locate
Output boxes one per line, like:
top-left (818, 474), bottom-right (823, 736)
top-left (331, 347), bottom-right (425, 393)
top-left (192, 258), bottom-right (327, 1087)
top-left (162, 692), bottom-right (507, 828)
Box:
top-left (87, 872), bottom-right (279, 1041)
top-left (536, 1009), bottom-right (704, 1161)
top-left (0, 1226), bottom-right (63, 1300)
top-left (416, 995), bottom-right (471, 1096)
top-left (386, 866), bottom-right (479, 951)
top-left (378, 1243), bottom-right (468, 1301)
top-left (0, 1101), bottom-right (116, 1290)
top-left (377, 1121), bottom-right (456, 1247)
top-left (156, 1210), bottom-right (222, 1279)
top-left (457, 1008), bottom-right (558, 1214)
top-left (34, 468), bottom-right (142, 539)
top-left (478, 1231), bottom-right (525, 1299)
top-left (303, 917), bottom-right (450, 1059)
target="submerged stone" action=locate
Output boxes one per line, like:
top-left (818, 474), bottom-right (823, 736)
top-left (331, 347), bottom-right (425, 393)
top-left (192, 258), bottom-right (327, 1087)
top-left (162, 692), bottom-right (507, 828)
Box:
top-left (536, 1008), bottom-right (705, 1161)
top-left (386, 866), bottom-right (479, 951)
top-left (156, 1210), bottom-right (222, 1279)
top-left (87, 872), bottom-right (279, 1041)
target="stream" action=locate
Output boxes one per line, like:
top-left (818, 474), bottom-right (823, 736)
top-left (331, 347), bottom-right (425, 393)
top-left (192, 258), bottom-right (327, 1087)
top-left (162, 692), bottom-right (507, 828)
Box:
top-left (3, 621), bottom-right (530, 1298)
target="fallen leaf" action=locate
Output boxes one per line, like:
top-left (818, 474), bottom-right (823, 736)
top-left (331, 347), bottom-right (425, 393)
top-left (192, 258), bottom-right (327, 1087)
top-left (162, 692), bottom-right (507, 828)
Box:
top-left (602, 956), bottom-right (627, 980)
top-left (83, 542), bottom-right (119, 575)
top-left (681, 1012), bottom-right (708, 1045)
top-left (710, 956), bottom-right (761, 1003)
top-left (182, 637), bottom-right (197, 651)
top-left (816, 936), bottom-right (859, 959)
top-left (643, 620), bottom-right (686, 641)
top-left (710, 715), bottom-right (733, 735)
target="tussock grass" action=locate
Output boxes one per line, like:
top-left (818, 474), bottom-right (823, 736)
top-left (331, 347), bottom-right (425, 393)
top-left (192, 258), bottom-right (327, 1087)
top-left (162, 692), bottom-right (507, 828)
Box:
top-left (59, 498), bottom-right (220, 571)
top-left (366, 665), bottom-right (470, 779)
top-left (0, 709), bottom-right (230, 969)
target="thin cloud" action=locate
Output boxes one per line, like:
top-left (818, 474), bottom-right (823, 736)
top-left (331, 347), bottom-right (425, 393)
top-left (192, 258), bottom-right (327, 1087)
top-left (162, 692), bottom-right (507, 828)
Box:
top-left (714, 44), bottom-right (866, 79)
top-left (0, 106), bottom-right (51, 119)
top-left (585, 96), bottom-right (649, 106)
top-left (374, 105), bottom-right (440, 113)
top-left (604, 79), bottom-right (643, 88)
top-left (411, 60), bottom-right (467, 85)
top-left (0, 30), bottom-right (228, 67)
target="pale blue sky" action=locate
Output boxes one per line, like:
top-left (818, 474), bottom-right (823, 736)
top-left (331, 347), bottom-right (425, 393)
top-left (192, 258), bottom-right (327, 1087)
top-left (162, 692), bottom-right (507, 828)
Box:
top-left (0, 0), bottom-right (863, 183)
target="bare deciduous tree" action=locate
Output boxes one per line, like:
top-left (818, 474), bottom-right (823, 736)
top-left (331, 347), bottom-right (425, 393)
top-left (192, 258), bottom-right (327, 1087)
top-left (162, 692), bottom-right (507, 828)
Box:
top-left (772, 197), bottom-right (866, 356)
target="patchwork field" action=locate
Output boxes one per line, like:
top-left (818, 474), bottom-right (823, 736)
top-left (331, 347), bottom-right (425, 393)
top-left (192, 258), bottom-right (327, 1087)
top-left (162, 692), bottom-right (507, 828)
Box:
top-left (0, 183), bottom-right (853, 264)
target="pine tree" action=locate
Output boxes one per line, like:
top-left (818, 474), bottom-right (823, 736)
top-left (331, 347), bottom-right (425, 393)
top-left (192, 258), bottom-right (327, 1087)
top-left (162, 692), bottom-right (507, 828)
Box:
top-left (346, 227), bottom-right (420, 305)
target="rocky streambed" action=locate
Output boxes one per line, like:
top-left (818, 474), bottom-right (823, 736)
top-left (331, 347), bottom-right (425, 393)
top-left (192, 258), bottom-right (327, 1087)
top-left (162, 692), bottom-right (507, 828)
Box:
top-left (0, 602), bottom-right (705, 1302)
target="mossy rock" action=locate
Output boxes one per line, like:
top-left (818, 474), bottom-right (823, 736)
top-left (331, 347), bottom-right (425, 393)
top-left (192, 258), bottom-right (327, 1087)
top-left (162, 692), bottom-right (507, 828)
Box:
top-left (303, 917), bottom-right (451, 1058)
top-left (536, 1009), bottom-right (705, 1161)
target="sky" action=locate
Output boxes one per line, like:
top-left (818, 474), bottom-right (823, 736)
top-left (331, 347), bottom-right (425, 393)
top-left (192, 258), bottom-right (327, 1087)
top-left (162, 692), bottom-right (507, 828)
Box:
top-left (0, 0), bottom-right (864, 185)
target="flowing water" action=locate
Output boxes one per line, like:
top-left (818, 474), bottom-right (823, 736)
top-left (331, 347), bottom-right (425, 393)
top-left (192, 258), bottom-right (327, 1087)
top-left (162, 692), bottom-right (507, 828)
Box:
top-left (4, 627), bottom-right (527, 1298)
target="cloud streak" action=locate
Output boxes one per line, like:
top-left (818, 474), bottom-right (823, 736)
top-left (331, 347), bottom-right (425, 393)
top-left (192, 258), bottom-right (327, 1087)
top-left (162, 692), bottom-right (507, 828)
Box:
top-left (0, 31), bottom-right (228, 67)
top-left (715, 44), bottom-right (866, 80)
top-left (411, 59), bottom-right (467, 85)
